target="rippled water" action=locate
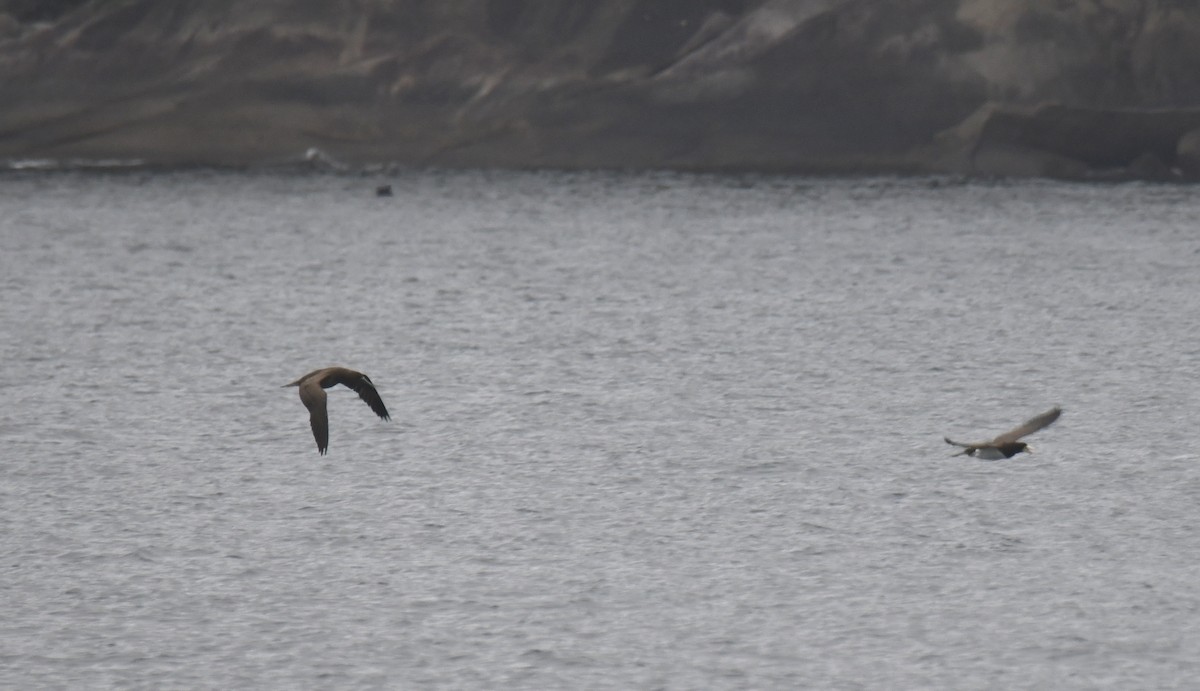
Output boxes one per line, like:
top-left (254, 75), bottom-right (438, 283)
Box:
top-left (1, 170), bottom-right (1199, 689)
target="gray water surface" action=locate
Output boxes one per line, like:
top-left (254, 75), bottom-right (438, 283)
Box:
top-left (1, 171), bottom-right (1199, 689)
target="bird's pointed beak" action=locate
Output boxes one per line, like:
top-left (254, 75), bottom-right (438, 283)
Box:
top-left (1025, 446), bottom-right (1035, 454)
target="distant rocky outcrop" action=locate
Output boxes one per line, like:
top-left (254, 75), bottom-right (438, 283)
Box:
top-left (3, 0), bottom-right (1200, 178)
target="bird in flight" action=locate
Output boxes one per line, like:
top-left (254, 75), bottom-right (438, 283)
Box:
top-left (944, 407), bottom-right (1062, 460)
top-left (285, 367), bottom-right (390, 454)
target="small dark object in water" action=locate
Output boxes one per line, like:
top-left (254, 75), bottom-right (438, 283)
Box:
top-left (376, 185), bottom-right (393, 197)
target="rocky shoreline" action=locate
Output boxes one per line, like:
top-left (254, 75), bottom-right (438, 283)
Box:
top-left (4, 1), bottom-right (1200, 180)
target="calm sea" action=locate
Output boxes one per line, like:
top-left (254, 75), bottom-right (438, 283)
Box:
top-left (1, 169), bottom-right (1198, 689)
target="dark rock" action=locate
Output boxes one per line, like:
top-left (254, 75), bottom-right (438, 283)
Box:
top-left (0, 13), bottom-right (18, 39)
top-left (1176, 128), bottom-right (1200, 179)
top-left (1127, 151), bottom-right (1174, 181)
top-left (0, 0), bottom-right (90, 23)
top-left (1, 0), bottom-right (1200, 177)
top-left (965, 103), bottom-right (1200, 180)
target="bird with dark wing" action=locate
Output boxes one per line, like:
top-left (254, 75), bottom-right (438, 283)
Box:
top-left (944, 407), bottom-right (1062, 460)
top-left (285, 367), bottom-right (390, 454)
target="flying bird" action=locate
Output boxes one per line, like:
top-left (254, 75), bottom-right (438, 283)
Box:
top-left (944, 407), bottom-right (1062, 460)
top-left (285, 367), bottom-right (390, 454)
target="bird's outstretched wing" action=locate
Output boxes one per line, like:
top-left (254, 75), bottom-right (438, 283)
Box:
top-left (334, 371), bottom-right (391, 421)
top-left (299, 380), bottom-right (330, 454)
top-left (993, 407), bottom-right (1062, 444)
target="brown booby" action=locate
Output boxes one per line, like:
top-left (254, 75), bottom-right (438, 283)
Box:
top-left (286, 367), bottom-right (390, 454)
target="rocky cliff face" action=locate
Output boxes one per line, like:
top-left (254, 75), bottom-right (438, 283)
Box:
top-left (3, 0), bottom-right (1200, 178)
